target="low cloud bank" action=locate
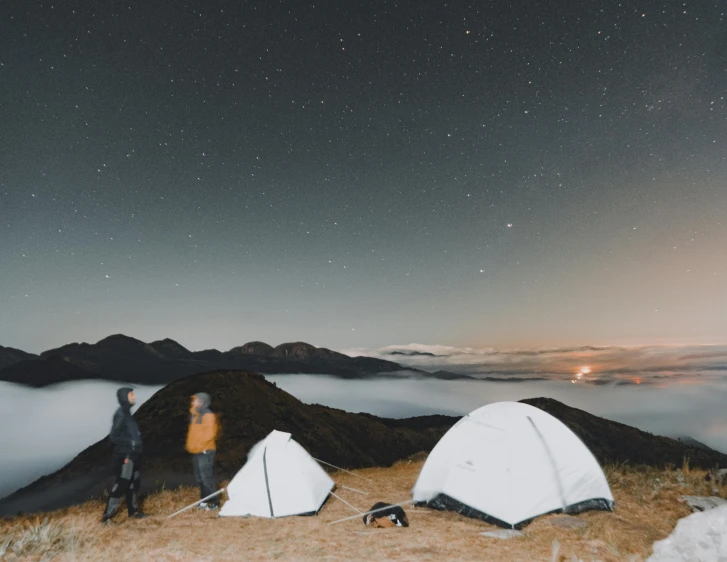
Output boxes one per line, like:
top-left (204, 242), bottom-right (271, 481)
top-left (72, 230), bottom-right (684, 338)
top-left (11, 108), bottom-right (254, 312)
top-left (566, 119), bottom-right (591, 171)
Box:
top-left (266, 374), bottom-right (727, 455)
top-left (3, 364), bottom-right (726, 502)
top-left (341, 343), bottom-right (727, 384)
top-left (0, 381), bottom-right (161, 500)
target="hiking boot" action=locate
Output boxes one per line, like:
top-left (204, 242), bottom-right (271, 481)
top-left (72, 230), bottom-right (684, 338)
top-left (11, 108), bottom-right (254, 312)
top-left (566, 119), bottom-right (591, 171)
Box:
top-left (198, 503), bottom-right (219, 512)
top-left (102, 512), bottom-right (116, 524)
top-left (129, 512), bottom-right (149, 519)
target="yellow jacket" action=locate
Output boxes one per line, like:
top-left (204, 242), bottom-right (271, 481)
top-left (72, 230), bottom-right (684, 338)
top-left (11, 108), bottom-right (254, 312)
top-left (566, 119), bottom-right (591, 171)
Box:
top-left (185, 409), bottom-right (217, 454)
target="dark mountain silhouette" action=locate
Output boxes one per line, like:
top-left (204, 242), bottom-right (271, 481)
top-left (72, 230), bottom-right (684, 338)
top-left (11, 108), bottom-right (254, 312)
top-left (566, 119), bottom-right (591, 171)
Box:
top-left (0, 345), bottom-right (38, 371)
top-left (0, 356), bottom-right (101, 386)
top-left (0, 370), bottom-right (456, 515)
top-left (673, 435), bottom-right (718, 452)
top-left (148, 338), bottom-right (193, 359)
top-left (430, 370), bottom-right (475, 380)
top-left (270, 341), bottom-right (342, 360)
top-left (228, 341), bottom-right (274, 356)
top-left (0, 334), bottom-right (430, 387)
top-left (389, 350), bottom-right (438, 357)
top-left (429, 370), bottom-right (548, 382)
top-left (522, 398), bottom-right (727, 467)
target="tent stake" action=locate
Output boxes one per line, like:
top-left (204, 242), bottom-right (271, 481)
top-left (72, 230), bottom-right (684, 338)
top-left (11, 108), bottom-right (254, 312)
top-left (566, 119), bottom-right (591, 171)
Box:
top-left (330, 492), bottom-right (362, 514)
top-left (328, 499), bottom-right (415, 525)
top-left (167, 489), bottom-right (225, 519)
top-left (313, 458), bottom-right (373, 482)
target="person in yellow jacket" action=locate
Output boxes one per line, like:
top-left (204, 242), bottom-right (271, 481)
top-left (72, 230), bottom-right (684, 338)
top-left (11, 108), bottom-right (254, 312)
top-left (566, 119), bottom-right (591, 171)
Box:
top-left (185, 393), bottom-right (219, 510)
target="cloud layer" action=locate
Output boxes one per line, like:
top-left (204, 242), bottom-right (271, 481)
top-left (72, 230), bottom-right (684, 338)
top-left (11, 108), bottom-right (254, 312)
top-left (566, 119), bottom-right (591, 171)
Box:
top-left (341, 344), bottom-right (727, 385)
top-left (0, 382), bottom-right (161, 500)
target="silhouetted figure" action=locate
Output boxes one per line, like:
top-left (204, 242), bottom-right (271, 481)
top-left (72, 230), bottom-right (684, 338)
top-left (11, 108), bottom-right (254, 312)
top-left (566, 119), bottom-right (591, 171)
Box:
top-left (186, 392), bottom-right (219, 510)
top-left (102, 387), bottom-right (148, 522)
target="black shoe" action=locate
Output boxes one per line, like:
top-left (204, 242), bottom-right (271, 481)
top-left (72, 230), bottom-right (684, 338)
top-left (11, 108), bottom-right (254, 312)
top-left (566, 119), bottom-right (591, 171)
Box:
top-left (197, 503), bottom-right (219, 511)
top-left (102, 512), bottom-right (115, 524)
top-left (129, 512), bottom-right (149, 519)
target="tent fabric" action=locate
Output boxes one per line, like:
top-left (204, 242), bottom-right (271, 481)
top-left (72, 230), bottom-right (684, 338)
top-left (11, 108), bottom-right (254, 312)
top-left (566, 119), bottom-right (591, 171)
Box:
top-left (411, 401), bottom-right (614, 528)
top-left (219, 430), bottom-right (334, 518)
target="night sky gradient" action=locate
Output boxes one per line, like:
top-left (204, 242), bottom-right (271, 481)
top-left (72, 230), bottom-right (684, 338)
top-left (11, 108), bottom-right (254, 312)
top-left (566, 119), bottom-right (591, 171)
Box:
top-left (1, 0), bottom-right (726, 353)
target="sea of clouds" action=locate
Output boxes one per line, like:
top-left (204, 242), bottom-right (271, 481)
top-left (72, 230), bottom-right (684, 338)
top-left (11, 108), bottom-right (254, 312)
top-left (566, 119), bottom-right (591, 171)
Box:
top-left (266, 373), bottom-right (727, 456)
top-left (2, 343), bottom-right (726, 501)
top-left (0, 382), bottom-right (161, 500)
top-left (340, 343), bottom-right (727, 385)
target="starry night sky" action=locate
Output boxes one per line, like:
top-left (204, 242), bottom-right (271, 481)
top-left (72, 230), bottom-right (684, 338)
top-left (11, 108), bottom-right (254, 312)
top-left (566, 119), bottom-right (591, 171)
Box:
top-left (1, 0), bottom-right (725, 353)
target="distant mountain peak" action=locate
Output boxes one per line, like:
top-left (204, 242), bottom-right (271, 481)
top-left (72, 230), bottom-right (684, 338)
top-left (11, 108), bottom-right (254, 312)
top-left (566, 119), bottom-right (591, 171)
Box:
top-left (228, 341), bottom-right (274, 356)
top-left (271, 342), bottom-right (319, 359)
top-left (0, 345), bottom-right (39, 370)
top-left (152, 337), bottom-right (183, 345)
top-left (96, 334), bottom-right (146, 346)
top-left (149, 338), bottom-right (191, 356)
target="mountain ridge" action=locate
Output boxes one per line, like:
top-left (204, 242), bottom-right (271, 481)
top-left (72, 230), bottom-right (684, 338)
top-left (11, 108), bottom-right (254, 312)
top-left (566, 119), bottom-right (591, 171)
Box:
top-left (0, 345), bottom-right (39, 371)
top-left (0, 335), bottom-right (430, 387)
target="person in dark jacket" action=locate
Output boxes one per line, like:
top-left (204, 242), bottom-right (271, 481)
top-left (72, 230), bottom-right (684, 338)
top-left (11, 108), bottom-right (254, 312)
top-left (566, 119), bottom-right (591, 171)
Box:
top-left (102, 387), bottom-right (148, 522)
top-left (185, 392), bottom-right (219, 510)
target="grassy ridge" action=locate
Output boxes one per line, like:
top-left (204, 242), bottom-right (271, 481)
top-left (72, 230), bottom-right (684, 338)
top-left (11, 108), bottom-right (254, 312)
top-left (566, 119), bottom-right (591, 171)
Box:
top-left (2, 458), bottom-right (726, 561)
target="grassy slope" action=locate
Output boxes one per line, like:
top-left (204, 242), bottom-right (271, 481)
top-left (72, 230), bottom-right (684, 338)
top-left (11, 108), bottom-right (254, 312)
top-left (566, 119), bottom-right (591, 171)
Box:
top-left (2, 458), bottom-right (725, 562)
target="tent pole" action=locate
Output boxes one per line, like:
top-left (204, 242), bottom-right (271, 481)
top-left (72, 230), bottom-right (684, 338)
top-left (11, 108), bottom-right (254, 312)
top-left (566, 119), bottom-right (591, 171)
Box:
top-left (328, 499), bottom-right (415, 525)
top-left (167, 488), bottom-right (226, 519)
top-left (313, 458), bottom-right (373, 482)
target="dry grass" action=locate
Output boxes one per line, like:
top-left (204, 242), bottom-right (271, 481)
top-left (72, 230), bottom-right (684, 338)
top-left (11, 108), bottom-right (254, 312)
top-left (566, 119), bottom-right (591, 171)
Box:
top-left (1, 458), bottom-right (724, 562)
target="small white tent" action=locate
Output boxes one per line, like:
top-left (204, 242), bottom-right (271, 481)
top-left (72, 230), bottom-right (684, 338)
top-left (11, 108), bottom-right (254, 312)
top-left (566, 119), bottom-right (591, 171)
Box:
top-left (219, 430), bottom-right (334, 518)
top-left (412, 401), bottom-right (614, 528)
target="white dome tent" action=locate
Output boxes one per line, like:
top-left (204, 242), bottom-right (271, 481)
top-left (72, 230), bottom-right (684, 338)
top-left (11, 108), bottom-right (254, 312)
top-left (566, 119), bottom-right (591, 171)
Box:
top-left (219, 430), bottom-right (334, 518)
top-left (412, 401), bottom-right (614, 528)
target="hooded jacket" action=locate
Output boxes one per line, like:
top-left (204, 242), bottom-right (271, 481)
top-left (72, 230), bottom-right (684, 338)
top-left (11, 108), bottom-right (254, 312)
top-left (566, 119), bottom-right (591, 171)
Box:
top-left (185, 392), bottom-right (217, 454)
top-left (109, 387), bottom-right (143, 455)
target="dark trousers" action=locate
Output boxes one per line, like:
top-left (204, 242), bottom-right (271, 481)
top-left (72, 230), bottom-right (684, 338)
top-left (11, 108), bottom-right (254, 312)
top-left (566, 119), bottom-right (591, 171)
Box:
top-left (192, 450), bottom-right (217, 505)
top-left (103, 453), bottom-right (141, 519)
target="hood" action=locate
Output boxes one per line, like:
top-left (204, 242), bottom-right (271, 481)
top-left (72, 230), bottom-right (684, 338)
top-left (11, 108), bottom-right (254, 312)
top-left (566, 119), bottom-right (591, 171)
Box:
top-left (193, 392), bottom-right (211, 411)
top-left (117, 387), bottom-right (134, 411)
